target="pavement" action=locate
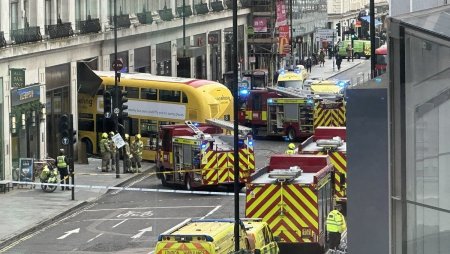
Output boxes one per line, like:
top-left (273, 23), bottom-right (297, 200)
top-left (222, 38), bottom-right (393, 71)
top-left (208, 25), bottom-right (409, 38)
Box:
top-left (0, 158), bottom-right (155, 249)
top-left (308, 55), bottom-right (364, 80)
top-left (0, 58), bottom-right (364, 249)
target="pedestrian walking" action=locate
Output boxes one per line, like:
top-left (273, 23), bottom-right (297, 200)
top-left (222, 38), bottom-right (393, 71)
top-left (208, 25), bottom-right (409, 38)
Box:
top-left (326, 205), bottom-right (347, 250)
top-left (56, 149), bottom-right (70, 190)
top-left (305, 57), bottom-right (312, 73)
top-left (319, 50), bottom-right (325, 67)
top-left (109, 131), bottom-right (117, 171)
top-left (336, 54), bottom-right (342, 71)
top-left (123, 133), bottom-right (133, 173)
top-left (346, 43), bottom-right (353, 62)
top-left (99, 132), bottom-right (111, 172)
top-left (131, 134), bottom-right (144, 173)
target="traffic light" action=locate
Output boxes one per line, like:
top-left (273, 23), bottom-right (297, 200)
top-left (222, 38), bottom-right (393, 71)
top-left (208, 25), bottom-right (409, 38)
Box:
top-left (59, 114), bottom-right (70, 140)
top-left (335, 23), bottom-right (341, 35)
top-left (72, 129), bottom-right (77, 144)
top-left (118, 89), bottom-right (128, 118)
top-left (103, 89), bottom-right (112, 117)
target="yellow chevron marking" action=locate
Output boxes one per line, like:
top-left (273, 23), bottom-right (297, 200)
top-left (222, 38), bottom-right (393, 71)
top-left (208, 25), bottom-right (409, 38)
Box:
top-left (247, 185), bottom-right (279, 218)
top-left (287, 186), bottom-right (318, 229)
top-left (271, 223), bottom-right (300, 242)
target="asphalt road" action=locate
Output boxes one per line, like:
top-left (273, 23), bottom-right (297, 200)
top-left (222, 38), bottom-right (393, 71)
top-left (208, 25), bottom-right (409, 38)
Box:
top-left (2, 63), bottom-right (371, 254)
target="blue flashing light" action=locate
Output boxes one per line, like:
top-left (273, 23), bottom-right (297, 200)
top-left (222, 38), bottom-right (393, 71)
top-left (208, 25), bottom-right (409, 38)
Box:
top-left (337, 81), bottom-right (347, 87)
top-left (375, 77), bottom-right (382, 84)
top-left (239, 89), bottom-right (249, 96)
top-left (201, 143), bottom-right (207, 149)
top-left (248, 140), bottom-right (253, 146)
top-left (294, 68), bottom-right (300, 74)
top-left (278, 68), bottom-right (286, 75)
top-left (307, 98), bottom-right (314, 104)
top-left (193, 122), bottom-right (200, 127)
top-left (268, 98), bottom-right (273, 104)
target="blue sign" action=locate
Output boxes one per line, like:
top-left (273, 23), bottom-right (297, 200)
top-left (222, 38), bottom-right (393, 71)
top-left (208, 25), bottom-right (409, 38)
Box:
top-left (11, 84), bottom-right (41, 106)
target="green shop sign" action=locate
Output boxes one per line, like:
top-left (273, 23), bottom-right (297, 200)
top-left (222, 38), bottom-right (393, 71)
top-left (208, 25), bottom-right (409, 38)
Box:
top-left (10, 68), bottom-right (26, 88)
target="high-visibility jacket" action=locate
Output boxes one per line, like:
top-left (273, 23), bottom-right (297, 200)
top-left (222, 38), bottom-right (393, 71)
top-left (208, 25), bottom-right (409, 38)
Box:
top-left (99, 138), bottom-right (110, 153)
top-left (57, 155), bottom-right (67, 168)
top-left (285, 149), bottom-right (295, 155)
top-left (326, 210), bottom-right (346, 233)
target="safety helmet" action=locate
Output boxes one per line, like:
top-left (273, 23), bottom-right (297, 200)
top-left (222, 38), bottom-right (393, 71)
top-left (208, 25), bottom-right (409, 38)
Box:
top-left (288, 143), bottom-right (296, 149)
top-left (102, 132), bottom-right (108, 138)
top-left (109, 131), bottom-right (115, 136)
top-left (124, 134), bottom-right (129, 140)
top-left (136, 134), bottom-right (141, 139)
top-left (59, 149), bottom-right (64, 155)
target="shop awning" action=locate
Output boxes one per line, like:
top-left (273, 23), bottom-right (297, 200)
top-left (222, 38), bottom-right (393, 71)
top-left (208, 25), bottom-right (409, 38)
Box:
top-left (360, 16), bottom-right (382, 26)
top-left (77, 62), bottom-right (103, 97)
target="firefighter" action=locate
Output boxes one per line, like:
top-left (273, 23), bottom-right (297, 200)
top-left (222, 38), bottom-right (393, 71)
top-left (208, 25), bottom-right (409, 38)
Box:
top-left (56, 149), bottom-right (70, 190)
top-left (109, 131), bottom-right (117, 171)
top-left (285, 143), bottom-right (296, 154)
top-left (131, 134), bottom-right (144, 173)
top-left (326, 205), bottom-right (347, 250)
top-left (123, 134), bottom-right (133, 173)
top-left (99, 132), bottom-right (111, 172)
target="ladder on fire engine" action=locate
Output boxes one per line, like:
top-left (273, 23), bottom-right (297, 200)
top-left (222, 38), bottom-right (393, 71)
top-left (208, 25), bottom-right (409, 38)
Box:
top-left (267, 86), bottom-right (311, 98)
top-left (184, 120), bottom-right (211, 140)
top-left (206, 118), bottom-right (252, 136)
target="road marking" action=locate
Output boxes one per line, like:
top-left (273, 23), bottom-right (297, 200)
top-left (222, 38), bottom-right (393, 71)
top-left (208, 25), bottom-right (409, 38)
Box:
top-left (57, 228), bottom-right (80, 240)
top-left (147, 251), bottom-right (155, 254)
top-left (131, 226), bottom-right (153, 239)
top-left (87, 233), bottom-right (103, 243)
top-left (199, 206), bottom-right (221, 220)
top-left (85, 205), bottom-right (218, 212)
top-left (160, 218), bottom-right (191, 235)
top-left (112, 219), bottom-right (128, 228)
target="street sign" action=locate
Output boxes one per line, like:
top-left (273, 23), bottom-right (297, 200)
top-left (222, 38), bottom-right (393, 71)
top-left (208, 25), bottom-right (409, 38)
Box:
top-left (113, 108), bottom-right (120, 114)
top-left (62, 137), bottom-right (69, 145)
top-left (105, 112), bottom-right (111, 119)
top-left (112, 133), bottom-right (126, 149)
top-left (315, 29), bottom-right (336, 43)
top-left (112, 59), bottom-right (123, 71)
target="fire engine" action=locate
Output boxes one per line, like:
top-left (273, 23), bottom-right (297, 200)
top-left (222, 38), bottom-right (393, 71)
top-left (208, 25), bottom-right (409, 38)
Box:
top-left (156, 119), bottom-right (255, 190)
top-left (240, 88), bottom-right (346, 141)
top-left (300, 126), bottom-right (347, 215)
top-left (245, 154), bottom-right (340, 254)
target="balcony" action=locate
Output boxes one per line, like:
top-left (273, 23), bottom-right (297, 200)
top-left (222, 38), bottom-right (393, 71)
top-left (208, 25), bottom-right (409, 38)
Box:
top-left (195, 3), bottom-right (210, 15)
top-left (211, 1), bottom-right (224, 12)
top-left (46, 21), bottom-right (74, 39)
top-left (137, 11), bottom-right (153, 24)
top-left (11, 26), bottom-right (42, 44)
top-left (176, 5), bottom-right (193, 17)
top-left (0, 31), bottom-right (6, 47)
top-left (79, 16), bottom-right (101, 34)
top-left (116, 14), bottom-right (131, 28)
top-left (159, 8), bottom-right (174, 21)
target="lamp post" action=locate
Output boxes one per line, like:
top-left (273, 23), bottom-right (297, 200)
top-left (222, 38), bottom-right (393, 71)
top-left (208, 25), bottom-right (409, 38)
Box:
top-left (183, 0), bottom-right (186, 57)
top-left (232, 0), bottom-right (240, 252)
top-left (113, 0), bottom-right (120, 179)
top-left (370, 0), bottom-right (376, 78)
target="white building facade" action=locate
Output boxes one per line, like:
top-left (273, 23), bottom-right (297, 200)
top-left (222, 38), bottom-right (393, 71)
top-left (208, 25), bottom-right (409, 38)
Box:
top-left (0, 0), bottom-right (250, 181)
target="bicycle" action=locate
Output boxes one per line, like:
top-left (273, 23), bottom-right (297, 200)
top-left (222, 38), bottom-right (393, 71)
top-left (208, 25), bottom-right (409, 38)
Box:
top-left (35, 157), bottom-right (59, 193)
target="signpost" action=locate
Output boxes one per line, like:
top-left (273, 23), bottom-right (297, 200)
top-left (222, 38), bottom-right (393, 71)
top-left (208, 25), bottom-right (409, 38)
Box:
top-left (112, 59), bottom-right (123, 71)
top-left (315, 29), bottom-right (337, 43)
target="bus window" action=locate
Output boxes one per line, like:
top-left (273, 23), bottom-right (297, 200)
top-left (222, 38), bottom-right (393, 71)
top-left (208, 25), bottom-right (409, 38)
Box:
top-left (126, 87), bottom-right (139, 99)
top-left (182, 92), bottom-right (188, 103)
top-left (141, 88), bottom-right (157, 100)
top-left (140, 119), bottom-right (158, 137)
top-left (159, 90), bottom-right (181, 102)
top-left (123, 117), bottom-right (139, 136)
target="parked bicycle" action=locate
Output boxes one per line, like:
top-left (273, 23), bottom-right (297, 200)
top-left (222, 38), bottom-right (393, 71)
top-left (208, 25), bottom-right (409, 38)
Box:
top-left (36, 158), bottom-right (59, 193)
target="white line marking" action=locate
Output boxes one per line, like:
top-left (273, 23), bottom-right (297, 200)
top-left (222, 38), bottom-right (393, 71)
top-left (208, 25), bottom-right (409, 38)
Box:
top-left (112, 219), bottom-right (128, 228)
top-left (85, 205), bottom-right (217, 212)
top-left (131, 226), bottom-right (153, 239)
top-left (199, 206), bottom-right (221, 220)
top-left (87, 233), bottom-right (103, 243)
top-left (57, 228), bottom-right (80, 240)
top-left (147, 251), bottom-right (155, 254)
top-left (161, 218), bottom-right (191, 235)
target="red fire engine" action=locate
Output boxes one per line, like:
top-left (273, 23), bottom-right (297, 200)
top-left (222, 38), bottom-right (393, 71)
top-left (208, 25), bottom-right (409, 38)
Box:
top-left (246, 154), bottom-right (342, 254)
top-left (300, 126), bottom-right (347, 214)
top-left (156, 119), bottom-right (255, 190)
top-left (240, 88), bottom-right (346, 141)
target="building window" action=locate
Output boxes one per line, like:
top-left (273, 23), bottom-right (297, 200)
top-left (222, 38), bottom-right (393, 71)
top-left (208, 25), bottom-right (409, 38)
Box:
top-left (10, 0), bottom-right (19, 30)
top-left (45, 0), bottom-right (51, 26)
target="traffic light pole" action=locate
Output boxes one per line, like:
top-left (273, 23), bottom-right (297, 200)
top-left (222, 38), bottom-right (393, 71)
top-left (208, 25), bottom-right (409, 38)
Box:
top-left (370, 0), bottom-right (376, 78)
top-left (113, 0), bottom-right (120, 179)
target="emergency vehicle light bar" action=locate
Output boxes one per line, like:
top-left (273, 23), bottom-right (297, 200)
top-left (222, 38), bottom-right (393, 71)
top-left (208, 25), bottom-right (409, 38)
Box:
top-left (268, 167), bottom-right (302, 181)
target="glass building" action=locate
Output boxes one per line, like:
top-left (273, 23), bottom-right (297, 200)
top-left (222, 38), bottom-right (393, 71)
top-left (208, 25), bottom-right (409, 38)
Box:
top-left (389, 5), bottom-right (450, 254)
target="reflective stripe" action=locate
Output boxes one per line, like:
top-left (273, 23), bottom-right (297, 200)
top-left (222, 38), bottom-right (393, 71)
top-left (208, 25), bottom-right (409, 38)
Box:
top-left (57, 156), bottom-right (67, 168)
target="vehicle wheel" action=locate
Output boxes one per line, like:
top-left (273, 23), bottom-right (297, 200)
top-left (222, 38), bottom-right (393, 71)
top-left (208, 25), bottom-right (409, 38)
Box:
top-left (354, 53), bottom-right (361, 59)
top-left (185, 174), bottom-right (192, 191)
top-left (287, 128), bottom-right (296, 141)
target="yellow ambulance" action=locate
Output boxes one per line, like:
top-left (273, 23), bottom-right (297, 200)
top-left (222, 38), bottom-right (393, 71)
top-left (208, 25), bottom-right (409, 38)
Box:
top-left (242, 219), bottom-right (280, 254)
top-left (155, 219), bottom-right (250, 254)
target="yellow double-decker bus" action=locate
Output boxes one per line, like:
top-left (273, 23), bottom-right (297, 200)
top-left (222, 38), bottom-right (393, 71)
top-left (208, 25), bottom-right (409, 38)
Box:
top-left (78, 71), bottom-right (233, 161)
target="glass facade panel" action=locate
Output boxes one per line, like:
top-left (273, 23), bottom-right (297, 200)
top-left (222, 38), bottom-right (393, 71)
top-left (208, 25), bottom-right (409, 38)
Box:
top-left (403, 30), bottom-right (450, 254)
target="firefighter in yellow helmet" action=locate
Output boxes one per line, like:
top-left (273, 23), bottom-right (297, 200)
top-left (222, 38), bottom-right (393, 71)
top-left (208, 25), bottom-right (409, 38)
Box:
top-left (131, 134), bottom-right (144, 173)
top-left (285, 143), bottom-right (296, 155)
top-left (109, 131), bottom-right (117, 171)
top-left (123, 134), bottom-right (133, 173)
top-left (99, 132), bottom-right (111, 172)
top-left (326, 205), bottom-right (347, 250)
